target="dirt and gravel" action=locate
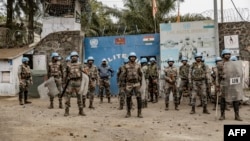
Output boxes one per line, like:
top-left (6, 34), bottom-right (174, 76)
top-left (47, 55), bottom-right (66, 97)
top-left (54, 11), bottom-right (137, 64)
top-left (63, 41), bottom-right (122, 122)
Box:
top-left (0, 95), bottom-right (250, 141)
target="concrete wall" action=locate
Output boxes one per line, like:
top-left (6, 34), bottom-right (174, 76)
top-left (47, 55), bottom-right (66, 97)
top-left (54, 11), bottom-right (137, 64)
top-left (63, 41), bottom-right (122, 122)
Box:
top-left (34, 31), bottom-right (82, 63)
top-left (219, 22), bottom-right (250, 60)
top-left (0, 56), bottom-right (22, 96)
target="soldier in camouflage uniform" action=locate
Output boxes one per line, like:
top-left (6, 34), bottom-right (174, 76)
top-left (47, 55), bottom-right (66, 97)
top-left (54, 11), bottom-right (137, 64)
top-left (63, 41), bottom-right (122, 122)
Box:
top-left (188, 52), bottom-right (211, 114)
top-left (217, 49), bottom-right (242, 121)
top-left (18, 57), bottom-right (32, 105)
top-left (140, 58), bottom-right (148, 108)
top-left (117, 58), bottom-right (129, 110)
top-left (146, 57), bottom-right (159, 103)
top-left (63, 51), bottom-right (86, 116)
top-left (164, 57), bottom-right (179, 111)
top-left (122, 52), bottom-right (143, 118)
top-left (98, 59), bottom-right (114, 103)
top-left (84, 56), bottom-right (99, 109)
top-left (47, 52), bottom-right (64, 109)
top-left (178, 57), bottom-right (190, 105)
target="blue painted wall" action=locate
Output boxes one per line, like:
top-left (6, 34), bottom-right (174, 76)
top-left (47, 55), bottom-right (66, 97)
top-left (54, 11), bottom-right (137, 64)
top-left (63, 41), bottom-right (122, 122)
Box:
top-left (83, 34), bottom-right (160, 95)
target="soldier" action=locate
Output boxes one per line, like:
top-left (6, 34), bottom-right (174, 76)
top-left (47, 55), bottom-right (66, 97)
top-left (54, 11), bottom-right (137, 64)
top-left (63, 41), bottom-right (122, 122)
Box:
top-left (211, 56), bottom-right (222, 110)
top-left (63, 51), bottom-right (86, 116)
top-left (178, 57), bottom-right (190, 105)
top-left (117, 58), bottom-right (129, 110)
top-left (18, 57), bottom-right (32, 105)
top-left (202, 58), bottom-right (212, 105)
top-left (164, 57), bottom-right (179, 111)
top-left (122, 52), bottom-right (143, 118)
top-left (146, 57), bottom-right (159, 103)
top-left (98, 59), bottom-right (114, 103)
top-left (188, 52), bottom-right (211, 114)
top-left (47, 52), bottom-right (64, 109)
top-left (140, 57), bottom-right (148, 108)
top-left (217, 49), bottom-right (242, 121)
top-left (84, 56), bottom-right (99, 109)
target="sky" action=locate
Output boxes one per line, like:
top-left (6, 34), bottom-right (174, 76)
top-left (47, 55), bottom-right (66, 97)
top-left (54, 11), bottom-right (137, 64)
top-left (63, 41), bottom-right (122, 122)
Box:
top-left (97, 0), bottom-right (250, 15)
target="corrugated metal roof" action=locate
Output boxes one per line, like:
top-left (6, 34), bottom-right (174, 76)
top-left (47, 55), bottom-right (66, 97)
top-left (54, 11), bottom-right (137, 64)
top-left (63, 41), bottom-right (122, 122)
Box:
top-left (0, 47), bottom-right (34, 60)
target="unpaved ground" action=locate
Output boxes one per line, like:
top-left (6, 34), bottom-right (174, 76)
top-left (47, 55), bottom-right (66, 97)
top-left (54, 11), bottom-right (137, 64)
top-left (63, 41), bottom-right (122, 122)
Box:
top-left (0, 96), bottom-right (250, 141)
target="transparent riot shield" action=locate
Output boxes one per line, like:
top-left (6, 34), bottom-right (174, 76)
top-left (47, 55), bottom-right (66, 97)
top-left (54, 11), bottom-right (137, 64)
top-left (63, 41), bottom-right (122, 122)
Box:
top-left (79, 73), bottom-right (89, 96)
top-left (140, 73), bottom-right (147, 100)
top-left (223, 61), bottom-right (244, 102)
top-left (38, 77), bottom-right (59, 99)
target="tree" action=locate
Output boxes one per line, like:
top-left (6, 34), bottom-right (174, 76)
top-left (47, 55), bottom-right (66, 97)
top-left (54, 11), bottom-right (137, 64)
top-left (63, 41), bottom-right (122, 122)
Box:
top-left (6, 0), bottom-right (14, 28)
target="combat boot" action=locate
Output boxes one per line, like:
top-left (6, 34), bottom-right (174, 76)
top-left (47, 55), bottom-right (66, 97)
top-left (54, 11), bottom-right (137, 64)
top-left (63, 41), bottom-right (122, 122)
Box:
top-left (137, 97), bottom-right (143, 118)
top-left (190, 106), bottom-right (195, 114)
top-left (118, 103), bottom-right (123, 110)
top-left (108, 97), bottom-right (111, 103)
top-left (234, 111), bottom-right (242, 121)
top-left (59, 99), bottom-right (63, 109)
top-left (19, 100), bottom-right (24, 105)
top-left (24, 91), bottom-right (32, 104)
top-left (79, 108), bottom-right (86, 116)
top-left (89, 101), bottom-right (95, 109)
top-left (203, 105), bottom-right (210, 114)
top-left (219, 112), bottom-right (225, 120)
top-left (165, 104), bottom-right (169, 111)
top-left (100, 97), bottom-right (103, 103)
top-left (48, 101), bottom-right (54, 109)
top-left (125, 97), bottom-right (131, 118)
top-left (64, 107), bottom-right (69, 116)
top-left (149, 93), bottom-right (153, 102)
top-left (153, 95), bottom-right (158, 103)
top-left (233, 101), bottom-right (242, 121)
top-left (19, 92), bottom-right (23, 105)
top-left (175, 103), bottom-right (179, 111)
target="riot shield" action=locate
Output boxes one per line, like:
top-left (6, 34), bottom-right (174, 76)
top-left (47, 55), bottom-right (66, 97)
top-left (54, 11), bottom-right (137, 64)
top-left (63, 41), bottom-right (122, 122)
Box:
top-left (79, 73), bottom-right (89, 96)
top-left (223, 61), bottom-right (244, 102)
top-left (37, 82), bottom-right (49, 99)
top-left (140, 73), bottom-right (147, 99)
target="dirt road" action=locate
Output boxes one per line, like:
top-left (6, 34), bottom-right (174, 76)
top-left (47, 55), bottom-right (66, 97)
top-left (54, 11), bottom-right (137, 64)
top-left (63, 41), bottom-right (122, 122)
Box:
top-left (0, 96), bottom-right (249, 141)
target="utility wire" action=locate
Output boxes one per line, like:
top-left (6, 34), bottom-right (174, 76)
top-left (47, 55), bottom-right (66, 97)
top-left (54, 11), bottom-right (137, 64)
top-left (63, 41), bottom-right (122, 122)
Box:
top-left (230, 0), bottom-right (246, 21)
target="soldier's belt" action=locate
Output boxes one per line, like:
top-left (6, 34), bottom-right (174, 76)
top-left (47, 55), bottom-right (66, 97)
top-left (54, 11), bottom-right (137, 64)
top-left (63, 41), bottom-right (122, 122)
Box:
top-left (127, 79), bottom-right (138, 83)
top-left (70, 78), bottom-right (82, 81)
top-left (101, 77), bottom-right (109, 79)
top-left (192, 78), bottom-right (205, 81)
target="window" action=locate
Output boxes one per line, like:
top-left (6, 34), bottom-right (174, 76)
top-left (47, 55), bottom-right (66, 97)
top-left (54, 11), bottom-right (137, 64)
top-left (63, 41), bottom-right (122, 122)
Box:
top-left (1, 71), bottom-right (10, 83)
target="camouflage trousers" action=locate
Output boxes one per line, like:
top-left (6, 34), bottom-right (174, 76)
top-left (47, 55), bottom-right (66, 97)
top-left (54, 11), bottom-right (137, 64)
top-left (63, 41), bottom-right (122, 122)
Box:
top-left (88, 78), bottom-right (97, 102)
top-left (99, 78), bottom-right (111, 98)
top-left (148, 78), bottom-right (158, 97)
top-left (191, 80), bottom-right (207, 106)
top-left (19, 79), bottom-right (31, 102)
top-left (119, 85), bottom-right (126, 106)
top-left (125, 83), bottom-right (141, 98)
top-left (165, 83), bottom-right (178, 104)
top-left (64, 79), bottom-right (83, 108)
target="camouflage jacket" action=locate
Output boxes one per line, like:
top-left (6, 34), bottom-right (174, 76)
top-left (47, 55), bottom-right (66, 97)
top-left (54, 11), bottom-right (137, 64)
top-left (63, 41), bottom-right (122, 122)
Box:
top-left (188, 62), bottom-right (210, 83)
top-left (64, 62), bottom-right (83, 82)
top-left (146, 63), bottom-right (158, 79)
top-left (18, 64), bottom-right (32, 81)
top-left (164, 66), bottom-right (177, 83)
top-left (47, 61), bottom-right (63, 79)
top-left (122, 62), bottom-right (143, 83)
top-left (179, 64), bottom-right (190, 80)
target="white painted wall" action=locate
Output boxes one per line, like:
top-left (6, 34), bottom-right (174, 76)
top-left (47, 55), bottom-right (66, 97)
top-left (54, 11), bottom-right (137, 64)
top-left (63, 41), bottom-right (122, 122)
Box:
top-left (33, 55), bottom-right (47, 71)
top-left (0, 56), bottom-right (22, 96)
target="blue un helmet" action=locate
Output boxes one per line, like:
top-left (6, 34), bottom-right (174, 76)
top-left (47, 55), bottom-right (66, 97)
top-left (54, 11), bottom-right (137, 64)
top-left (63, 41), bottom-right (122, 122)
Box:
top-left (102, 58), bottom-right (107, 62)
top-left (65, 56), bottom-right (71, 61)
top-left (87, 56), bottom-right (94, 61)
top-left (168, 57), bottom-right (174, 62)
top-left (215, 56), bottom-right (222, 63)
top-left (230, 56), bottom-right (238, 61)
top-left (22, 57), bottom-right (29, 63)
top-left (128, 52), bottom-right (137, 59)
top-left (194, 52), bottom-right (203, 59)
top-left (140, 58), bottom-right (147, 63)
top-left (181, 56), bottom-right (188, 62)
top-left (70, 51), bottom-right (79, 58)
top-left (149, 57), bottom-right (156, 62)
top-left (221, 49), bottom-right (231, 57)
top-left (51, 52), bottom-right (59, 58)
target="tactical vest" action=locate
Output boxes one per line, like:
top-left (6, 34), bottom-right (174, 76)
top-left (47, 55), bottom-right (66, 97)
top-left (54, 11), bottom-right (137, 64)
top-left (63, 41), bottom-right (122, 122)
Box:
top-left (147, 64), bottom-right (158, 78)
top-left (124, 63), bottom-right (141, 82)
top-left (88, 65), bottom-right (98, 79)
top-left (179, 64), bottom-right (190, 79)
top-left (67, 62), bottom-right (82, 79)
top-left (48, 61), bottom-right (62, 77)
top-left (191, 62), bottom-right (206, 81)
top-left (165, 66), bottom-right (177, 77)
top-left (20, 64), bottom-right (31, 79)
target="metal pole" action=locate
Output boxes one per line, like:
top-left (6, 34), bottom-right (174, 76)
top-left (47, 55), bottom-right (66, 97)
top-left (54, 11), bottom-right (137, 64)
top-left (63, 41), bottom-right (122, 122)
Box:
top-left (221, 0), bottom-right (224, 23)
top-left (214, 0), bottom-right (220, 56)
